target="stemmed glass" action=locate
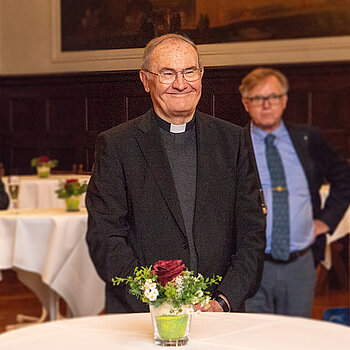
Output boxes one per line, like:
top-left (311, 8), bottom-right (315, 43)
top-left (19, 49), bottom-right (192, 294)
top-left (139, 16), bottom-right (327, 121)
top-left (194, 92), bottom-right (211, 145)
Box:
top-left (7, 176), bottom-right (20, 212)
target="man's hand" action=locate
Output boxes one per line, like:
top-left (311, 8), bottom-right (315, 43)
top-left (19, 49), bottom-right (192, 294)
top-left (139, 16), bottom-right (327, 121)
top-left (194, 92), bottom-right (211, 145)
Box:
top-left (314, 219), bottom-right (329, 237)
top-left (193, 300), bottom-right (223, 312)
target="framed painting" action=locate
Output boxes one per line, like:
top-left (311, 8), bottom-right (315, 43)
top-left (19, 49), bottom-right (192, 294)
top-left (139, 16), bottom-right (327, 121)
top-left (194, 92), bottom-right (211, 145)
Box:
top-left (52, 0), bottom-right (350, 69)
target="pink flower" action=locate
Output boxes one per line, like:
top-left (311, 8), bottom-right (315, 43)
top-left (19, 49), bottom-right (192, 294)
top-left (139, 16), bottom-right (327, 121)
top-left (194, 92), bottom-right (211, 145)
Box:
top-left (151, 260), bottom-right (184, 287)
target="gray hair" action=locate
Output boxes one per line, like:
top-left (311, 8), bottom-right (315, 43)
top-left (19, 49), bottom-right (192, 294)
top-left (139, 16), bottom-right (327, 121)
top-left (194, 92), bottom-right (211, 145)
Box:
top-left (239, 67), bottom-right (289, 98)
top-left (141, 33), bottom-right (202, 70)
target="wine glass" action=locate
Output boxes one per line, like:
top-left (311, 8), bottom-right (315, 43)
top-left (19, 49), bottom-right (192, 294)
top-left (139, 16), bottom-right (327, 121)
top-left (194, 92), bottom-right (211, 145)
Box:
top-left (7, 176), bottom-right (20, 212)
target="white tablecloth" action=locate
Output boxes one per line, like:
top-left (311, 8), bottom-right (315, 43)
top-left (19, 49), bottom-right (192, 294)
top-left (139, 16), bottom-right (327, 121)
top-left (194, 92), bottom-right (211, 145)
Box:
top-left (0, 208), bottom-right (104, 317)
top-left (0, 313), bottom-right (349, 350)
top-left (4, 175), bottom-right (90, 209)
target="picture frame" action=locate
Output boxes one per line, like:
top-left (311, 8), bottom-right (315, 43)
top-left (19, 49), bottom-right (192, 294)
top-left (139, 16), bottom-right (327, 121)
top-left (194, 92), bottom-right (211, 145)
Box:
top-left (51, 0), bottom-right (350, 70)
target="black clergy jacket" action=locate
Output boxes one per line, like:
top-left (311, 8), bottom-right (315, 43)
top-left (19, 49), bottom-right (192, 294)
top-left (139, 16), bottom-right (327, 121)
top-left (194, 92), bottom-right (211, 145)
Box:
top-left (244, 121), bottom-right (350, 265)
top-left (86, 109), bottom-right (266, 313)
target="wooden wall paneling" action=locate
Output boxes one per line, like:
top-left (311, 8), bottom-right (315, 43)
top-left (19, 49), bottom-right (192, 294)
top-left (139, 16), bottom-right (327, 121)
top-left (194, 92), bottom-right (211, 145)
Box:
top-left (0, 99), bottom-right (10, 172)
top-left (126, 95), bottom-right (153, 120)
top-left (85, 95), bottom-right (126, 170)
top-left (283, 90), bottom-right (311, 125)
top-left (10, 98), bottom-right (47, 174)
top-left (342, 87), bottom-right (350, 156)
top-left (212, 92), bottom-right (249, 126)
top-left (48, 97), bottom-right (86, 171)
top-left (82, 72), bottom-right (150, 168)
top-left (86, 96), bottom-right (126, 134)
top-left (201, 67), bottom-right (243, 121)
top-left (311, 91), bottom-right (343, 129)
top-left (0, 63), bottom-right (349, 174)
top-left (310, 89), bottom-right (348, 155)
top-left (197, 91), bottom-right (213, 116)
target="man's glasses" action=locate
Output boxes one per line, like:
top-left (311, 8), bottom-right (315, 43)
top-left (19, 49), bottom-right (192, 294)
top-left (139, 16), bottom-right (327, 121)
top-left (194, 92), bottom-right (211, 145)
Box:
top-left (245, 93), bottom-right (285, 107)
top-left (144, 67), bottom-right (203, 84)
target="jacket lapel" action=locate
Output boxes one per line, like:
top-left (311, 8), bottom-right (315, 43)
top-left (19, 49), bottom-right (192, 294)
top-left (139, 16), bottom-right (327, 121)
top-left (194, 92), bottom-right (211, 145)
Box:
top-left (136, 111), bottom-right (186, 235)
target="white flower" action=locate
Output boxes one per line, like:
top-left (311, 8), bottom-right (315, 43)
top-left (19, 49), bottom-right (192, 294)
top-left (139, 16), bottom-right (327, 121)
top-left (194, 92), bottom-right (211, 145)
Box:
top-left (187, 308), bottom-right (194, 315)
top-left (143, 280), bottom-right (157, 291)
top-left (148, 282), bottom-right (157, 290)
top-left (148, 289), bottom-right (159, 301)
top-left (196, 290), bottom-right (203, 297)
top-left (175, 275), bottom-right (184, 295)
top-left (195, 310), bottom-right (201, 316)
top-left (194, 273), bottom-right (202, 282)
top-left (144, 287), bottom-right (158, 301)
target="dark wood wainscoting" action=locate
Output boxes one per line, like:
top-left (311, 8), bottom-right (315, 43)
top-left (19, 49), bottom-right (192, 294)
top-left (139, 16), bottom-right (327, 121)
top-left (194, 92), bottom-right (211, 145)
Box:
top-left (0, 62), bottom-right (349, 174)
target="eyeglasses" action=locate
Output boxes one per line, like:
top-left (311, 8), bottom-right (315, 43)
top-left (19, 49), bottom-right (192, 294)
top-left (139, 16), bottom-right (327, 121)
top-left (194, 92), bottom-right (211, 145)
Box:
top-left (245, 93), bottom-right (285, 107)
top-left (143, 67), bottom-right (203, 84)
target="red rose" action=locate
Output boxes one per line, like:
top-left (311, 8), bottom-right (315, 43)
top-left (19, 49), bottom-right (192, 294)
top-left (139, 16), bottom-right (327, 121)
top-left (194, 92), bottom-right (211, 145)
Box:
top-left (151, 260), bottom-right (184, 287)
top-left (39, 156), bottom-right (49, 163)
top-left (66, 179), bottom-right (78, 184)
top-left (65, 179), bottom-right (79, 189)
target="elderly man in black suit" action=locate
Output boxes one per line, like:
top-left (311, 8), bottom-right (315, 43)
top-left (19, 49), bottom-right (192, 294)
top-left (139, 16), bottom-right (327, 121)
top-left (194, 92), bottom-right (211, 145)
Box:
top-left (86, 34), bottom-right (266, 314)
top-left (0, 178), bottom-right (9, 209)
top-left (241, 67), bottom-right (350, 317)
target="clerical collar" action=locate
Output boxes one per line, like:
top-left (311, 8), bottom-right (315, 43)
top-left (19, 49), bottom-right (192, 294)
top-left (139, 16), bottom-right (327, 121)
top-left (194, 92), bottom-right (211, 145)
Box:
top-left (154, 112), bottom-right (195, 133)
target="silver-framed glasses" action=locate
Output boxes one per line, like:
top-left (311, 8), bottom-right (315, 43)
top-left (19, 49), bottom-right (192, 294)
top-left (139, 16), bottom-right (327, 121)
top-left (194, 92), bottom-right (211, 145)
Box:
top-left (144, 67), bottom-right (203, 84)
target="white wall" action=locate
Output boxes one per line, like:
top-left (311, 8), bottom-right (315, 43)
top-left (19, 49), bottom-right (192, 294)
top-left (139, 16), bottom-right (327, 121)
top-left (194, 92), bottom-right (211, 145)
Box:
top-left (1, 0), bottom-right (350, 76)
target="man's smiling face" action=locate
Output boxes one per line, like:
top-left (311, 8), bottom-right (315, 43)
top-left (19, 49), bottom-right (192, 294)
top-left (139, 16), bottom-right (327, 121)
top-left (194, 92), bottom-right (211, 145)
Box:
top-left (140, 39), bottom-right (203, 124)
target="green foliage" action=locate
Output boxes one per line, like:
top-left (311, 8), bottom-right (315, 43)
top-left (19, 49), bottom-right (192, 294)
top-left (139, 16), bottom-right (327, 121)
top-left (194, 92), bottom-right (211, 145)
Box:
top-left (112, 266), bottom-right (222, 310)
top-left (55, 180), bottom-right (88, 198)
top-left (31, 157), bottom-right (58, 168)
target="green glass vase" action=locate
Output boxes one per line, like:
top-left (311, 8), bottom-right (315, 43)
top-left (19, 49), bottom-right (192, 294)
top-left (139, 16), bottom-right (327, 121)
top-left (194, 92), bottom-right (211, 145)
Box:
top-left (65, 195), bottom-right (81, 211)
top-left (36, 165), bottom-right (50, 178)
top-left (149, 303), bottom-right (192, 346)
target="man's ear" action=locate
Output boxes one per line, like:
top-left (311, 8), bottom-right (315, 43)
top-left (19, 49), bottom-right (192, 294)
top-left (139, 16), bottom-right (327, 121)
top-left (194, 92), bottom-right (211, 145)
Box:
top-left (242, 98), bottom-right (249, 113)
top-left (282, 94), bottom-right (288, 110)
top-left (139, 70), bottom-right (150, 92)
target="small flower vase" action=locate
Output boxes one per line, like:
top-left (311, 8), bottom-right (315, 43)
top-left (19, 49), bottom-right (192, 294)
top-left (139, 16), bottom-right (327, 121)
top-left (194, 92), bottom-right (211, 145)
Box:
top-left (149, 303), bottom-right (192, 346)
top-left (36, 165), bottom-right (50, 178)
top-left (65, 195), bottom-right (81, 211)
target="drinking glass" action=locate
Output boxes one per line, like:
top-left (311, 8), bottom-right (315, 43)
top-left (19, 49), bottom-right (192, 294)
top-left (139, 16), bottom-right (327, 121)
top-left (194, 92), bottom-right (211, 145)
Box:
top-left (7, 176), bottom-right (20, 212)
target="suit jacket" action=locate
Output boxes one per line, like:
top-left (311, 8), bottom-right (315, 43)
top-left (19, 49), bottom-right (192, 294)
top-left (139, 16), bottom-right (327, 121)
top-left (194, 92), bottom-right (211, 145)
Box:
top-left (244, 121), bottom-right (350, 265)
top-left (86, 109), bottom-right (266, 313)
top-left (0, 178), bottom-right (9, 210)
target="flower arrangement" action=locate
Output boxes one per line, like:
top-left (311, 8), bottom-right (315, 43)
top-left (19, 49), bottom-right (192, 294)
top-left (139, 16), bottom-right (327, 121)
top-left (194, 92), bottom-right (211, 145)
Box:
top-left (112, 259), bottom-right (222, 312)
top-left (31, 156), bottom-right (58, 168)
top-left (55, 179), bottom-right (88, 198)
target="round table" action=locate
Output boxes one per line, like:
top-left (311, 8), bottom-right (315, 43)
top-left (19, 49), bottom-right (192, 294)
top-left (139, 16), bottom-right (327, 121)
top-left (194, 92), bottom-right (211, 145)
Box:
top-left (0, 208), bottom-right (104, 319)
top-left (4, 175), bottom-right (90, 209)
top-left (0, 312), bottom-right (349, 349)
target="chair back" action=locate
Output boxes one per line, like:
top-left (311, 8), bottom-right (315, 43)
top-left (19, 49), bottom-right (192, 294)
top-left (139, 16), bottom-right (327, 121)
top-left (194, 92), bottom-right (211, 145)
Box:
top-left (322, 307), bottom-right (350, 326)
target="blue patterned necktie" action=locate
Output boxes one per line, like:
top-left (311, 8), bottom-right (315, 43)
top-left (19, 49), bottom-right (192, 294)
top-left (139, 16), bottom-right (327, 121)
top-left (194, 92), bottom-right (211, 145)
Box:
top-left (265, 134), bottom-right (290, 261)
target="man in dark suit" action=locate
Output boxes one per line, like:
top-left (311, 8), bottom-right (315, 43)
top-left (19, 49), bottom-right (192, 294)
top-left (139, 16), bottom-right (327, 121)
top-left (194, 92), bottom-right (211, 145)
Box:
top-left (240, 67), bottom-right (350, 317)
top-left (86, 34), bottom-right (266, 314)
top-left (0, 178), bottom-right (9, 209)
